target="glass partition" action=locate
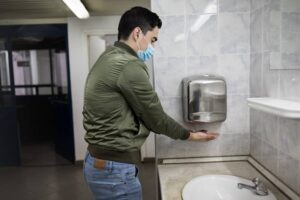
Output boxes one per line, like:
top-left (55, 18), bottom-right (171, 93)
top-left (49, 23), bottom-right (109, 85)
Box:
top-left (0, 38), bottom-right (11, 92)
top-left (9, 34), bottom-right (69, 96)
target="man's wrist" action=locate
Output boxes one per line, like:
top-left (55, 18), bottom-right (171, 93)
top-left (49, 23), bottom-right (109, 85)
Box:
top-left (181, 129), bottom-right (191, 140)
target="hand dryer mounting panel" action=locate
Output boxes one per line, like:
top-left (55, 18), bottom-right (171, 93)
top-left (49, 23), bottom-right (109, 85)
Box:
top-left (182, 74), bottom-right (227, 123)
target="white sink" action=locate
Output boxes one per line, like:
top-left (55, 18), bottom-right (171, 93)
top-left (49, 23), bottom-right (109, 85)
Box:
top-left (247, 97), bottom-right (300, 119)
top-left (182, 175), bottom-right (277, 200)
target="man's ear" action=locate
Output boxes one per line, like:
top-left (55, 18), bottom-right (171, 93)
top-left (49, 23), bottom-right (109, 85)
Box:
top-left (133, 27), bottom-right (141, 40)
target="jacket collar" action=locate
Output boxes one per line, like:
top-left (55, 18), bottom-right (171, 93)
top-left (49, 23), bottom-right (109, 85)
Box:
top-left (114, 41), bottom-right (138, 58)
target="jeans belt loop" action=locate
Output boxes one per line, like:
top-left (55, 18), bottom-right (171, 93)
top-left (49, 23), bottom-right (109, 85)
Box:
top-left (108, 161), bottom-right (113, 173)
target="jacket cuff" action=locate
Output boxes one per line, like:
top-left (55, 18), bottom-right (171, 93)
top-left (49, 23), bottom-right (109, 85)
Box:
top-left (180, 129), bottom-right (190, 140)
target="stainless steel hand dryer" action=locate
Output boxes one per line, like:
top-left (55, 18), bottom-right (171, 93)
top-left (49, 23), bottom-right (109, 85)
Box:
top-left (182, 75), bottom-right (227, 123)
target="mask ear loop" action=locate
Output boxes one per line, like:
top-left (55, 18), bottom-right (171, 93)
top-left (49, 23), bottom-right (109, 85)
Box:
top-left (136, 39), bottom-right (141, 51)
top-left (135, 28), bottom-right (142, 51)
top-left (136, 28), bottom-right (146, 51)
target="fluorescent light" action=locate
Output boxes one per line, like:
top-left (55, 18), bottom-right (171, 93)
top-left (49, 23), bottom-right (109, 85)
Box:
top-left (62, 0), bottom-right (90, 19)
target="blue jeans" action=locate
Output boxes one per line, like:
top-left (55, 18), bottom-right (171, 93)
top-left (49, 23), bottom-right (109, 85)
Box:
top-left (83, 152), bottom-right (143, 200)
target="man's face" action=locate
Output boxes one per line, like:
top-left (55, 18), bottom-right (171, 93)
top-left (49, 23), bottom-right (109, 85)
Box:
top-left (137, 26), bottom-right (159, 50)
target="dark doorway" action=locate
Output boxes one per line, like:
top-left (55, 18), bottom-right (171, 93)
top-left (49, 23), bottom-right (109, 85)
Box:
top-left (0, 24), bottom-right (75, 166)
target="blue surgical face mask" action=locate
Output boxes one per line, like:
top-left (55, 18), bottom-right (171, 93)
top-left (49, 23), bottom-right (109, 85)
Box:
top-left (137, 43), bottom-right (154, 62)
top-left (136, 30), bottom-right (155, 62)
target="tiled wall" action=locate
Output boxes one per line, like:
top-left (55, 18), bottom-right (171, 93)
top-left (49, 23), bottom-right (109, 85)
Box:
top-left (151, 0), bottom-right (250, 158)
top-left (250, 0), bottom-right (300, 194)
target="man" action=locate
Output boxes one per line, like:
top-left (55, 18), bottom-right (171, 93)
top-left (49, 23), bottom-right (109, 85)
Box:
top-left (83, 6), bottom-right (218, 200)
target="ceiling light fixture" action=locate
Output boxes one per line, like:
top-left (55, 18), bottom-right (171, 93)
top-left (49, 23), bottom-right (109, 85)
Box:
top-left (62, 0), bottom-right (90, 19)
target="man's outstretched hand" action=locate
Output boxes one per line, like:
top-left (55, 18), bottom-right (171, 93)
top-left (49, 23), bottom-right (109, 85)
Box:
top-left (187, 131), bottom-right (219, 142)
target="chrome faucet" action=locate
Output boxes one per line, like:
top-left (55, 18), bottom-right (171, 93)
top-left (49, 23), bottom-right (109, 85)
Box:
top-left (237, 177), bottom-right (269, 196)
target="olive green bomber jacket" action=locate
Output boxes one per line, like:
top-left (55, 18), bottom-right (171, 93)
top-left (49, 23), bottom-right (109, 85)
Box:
top-left (83, 41), bottom-right (189, 164)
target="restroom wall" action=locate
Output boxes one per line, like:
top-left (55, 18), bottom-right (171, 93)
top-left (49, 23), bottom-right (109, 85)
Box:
top-left (151, 0), bottom-right (250, 158)
top-left (68, 16), bottom-right (120, 161)
top-left (250, 0), bottom-right (300, 194)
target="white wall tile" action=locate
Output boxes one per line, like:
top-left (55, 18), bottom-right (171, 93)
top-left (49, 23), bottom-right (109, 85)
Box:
top-left (281, 0), bottom-right (300, 12)
top-left (260, 112), bottom-right (279, 146)
top-left (278, 117), bottom-right (300, 160)
top-left (250, 8), bottom-right (262, 53)
top-left (155, 16), bottom-right (186, 57)
top-left (251, 136), bottom-right (279, 176)
top-left (281, 13), bottom-right (300, 69)
top-left (152, 0), bottom-right (185, 16)
top-left (186, 0), bottom-right (218, 14)
top-left (262, 53), bottom-right (280, 97)
top-left (156, 133), bottom-right (249, 158)
top-left (217, 54), bottom-right (250, 95)
top-left (260, 140), bottom-right (279, 175)
top-left (250, 0), bottom-right (264, 11)
top-left (156, 134), bottom-right (221, 158)
top-left (187, 14), bottom-right (218, 56)
top-left (250, 135), bottom-right (262, 160)
top-left (279, 70), bottom-right (300, 101)
top-left (154, 57), bottom-right (186, 98)
top-left (263, 7), bottom-right (280, 52)
top-left (281, 53), bottom-right (300, 69)
top-left (220, 95), bottom-right (249, 134)
top-left (219, 0), bottom-right (250, 13)
top-left (268, 52), bottom-right (282, 69)
top-left (250, 53), bottom-right (262, 97)
top-left (281, 13), bottom-right (300, 53)
top-left (250, 110), bottom-right (262, 139)
top-left (264, 0), bottom-right (280, 10)
top-left (186, 56), bottom-right (218, 76)
top-left (219, 13), bottom-right (250, 54)
top-left (160, 97), bottom-right (184, 123)
top-left (218, 133), bottom-right (250, 155)
top-left (278, 151), bottom-right (300, 194)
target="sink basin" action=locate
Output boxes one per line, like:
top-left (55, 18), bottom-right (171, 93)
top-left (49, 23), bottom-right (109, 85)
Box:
top-left (182, 175), bottom-right (277, 200)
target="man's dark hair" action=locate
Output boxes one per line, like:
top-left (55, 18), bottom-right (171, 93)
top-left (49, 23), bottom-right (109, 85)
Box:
top-left (118, 6), bottom-right (162, 40)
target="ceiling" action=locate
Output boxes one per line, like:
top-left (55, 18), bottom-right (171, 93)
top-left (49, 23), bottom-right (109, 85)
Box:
top-left (0, 0), bottom-right (150, 19)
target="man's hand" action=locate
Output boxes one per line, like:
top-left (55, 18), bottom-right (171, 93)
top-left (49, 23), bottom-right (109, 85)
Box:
top-left (187, 131), bottom-right (219, 142)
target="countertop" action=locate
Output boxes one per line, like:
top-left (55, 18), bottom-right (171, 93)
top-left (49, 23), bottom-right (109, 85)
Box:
top-left (158, 161), bottom-right (289, 200)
